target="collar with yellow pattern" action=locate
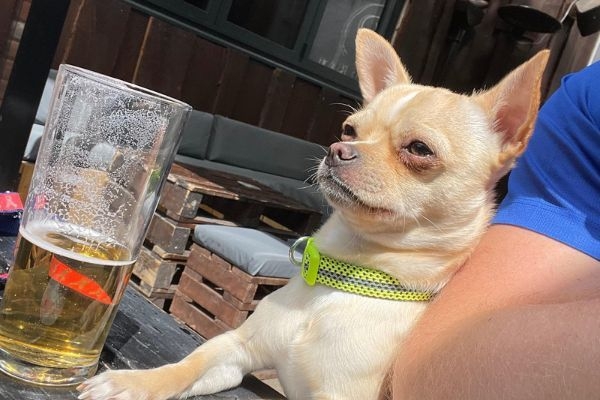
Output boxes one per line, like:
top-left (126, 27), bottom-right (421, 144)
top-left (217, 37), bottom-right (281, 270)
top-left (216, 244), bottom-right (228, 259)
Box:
top-left (289, 237), bottom-right (434, 302)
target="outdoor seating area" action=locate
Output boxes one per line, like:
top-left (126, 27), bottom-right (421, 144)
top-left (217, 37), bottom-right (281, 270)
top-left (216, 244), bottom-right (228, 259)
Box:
top-left (132, 164), bottom-right (322, 332)
top-left (0, 0), bottom-right (599, 398)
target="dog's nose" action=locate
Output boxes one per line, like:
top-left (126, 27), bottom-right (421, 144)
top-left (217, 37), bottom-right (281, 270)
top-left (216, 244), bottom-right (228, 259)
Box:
top-left (326, 142), bottom-right (358, 166)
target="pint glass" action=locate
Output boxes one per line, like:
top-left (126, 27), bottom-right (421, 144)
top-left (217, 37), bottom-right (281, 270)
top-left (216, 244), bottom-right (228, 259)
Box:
top-left (0, 65), bottom-right (191, 385)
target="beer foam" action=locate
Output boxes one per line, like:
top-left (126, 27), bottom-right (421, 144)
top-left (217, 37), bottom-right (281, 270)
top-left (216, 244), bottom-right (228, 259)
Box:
top-left (19, 224), bottom-right (133, 267)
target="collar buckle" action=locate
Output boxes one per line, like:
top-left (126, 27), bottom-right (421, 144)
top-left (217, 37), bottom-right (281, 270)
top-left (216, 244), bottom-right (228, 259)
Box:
top-left (289, 236), bottom-right (309, 266)
top-left (289, 236), bottom-right (320, 286)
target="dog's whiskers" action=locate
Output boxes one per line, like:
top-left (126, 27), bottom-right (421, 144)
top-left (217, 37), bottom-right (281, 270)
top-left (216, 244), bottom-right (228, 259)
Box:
top-left (300, 181), bottom-right (319, 191)
top-left (421, 215), bottom-right (445, 233)
top-left (406, 210), bottom-right (420, 227)
top-left (331, 102), bottom-right (362, 116)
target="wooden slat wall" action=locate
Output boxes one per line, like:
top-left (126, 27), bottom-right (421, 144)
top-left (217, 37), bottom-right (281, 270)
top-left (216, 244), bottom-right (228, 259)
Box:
top-left (135, 18), bottom-right (196, 100)
top-left (54, 0), bottom-right (133, 77)
top-left (0, 1), bottom-right (18, 61)
top-left (51, 0), bottom-right (353, 146)
top-left (393, 0), bottom-right (599, 97)
top-left (2, 0), bottom-right (594, 147)
top-left (0, 0), bottom-right (25, 102)
top-left (181, 37), bottom-right (228, 113)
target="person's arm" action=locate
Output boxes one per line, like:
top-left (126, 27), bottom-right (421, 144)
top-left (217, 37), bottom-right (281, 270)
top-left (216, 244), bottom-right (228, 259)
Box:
top-left (387, 224), bottom-right (600, 400)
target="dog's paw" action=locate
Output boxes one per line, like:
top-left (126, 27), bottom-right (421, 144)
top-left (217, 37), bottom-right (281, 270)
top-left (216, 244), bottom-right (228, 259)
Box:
top-left (77, 370), bottom-right (160, 400)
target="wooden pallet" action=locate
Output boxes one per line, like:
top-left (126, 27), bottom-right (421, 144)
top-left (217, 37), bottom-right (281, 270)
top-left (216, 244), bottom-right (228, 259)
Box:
top-left (130, 246), bottom-right (186, 310)
top-left (159, 163), bottom-right (322, 237)
top-left (146, 211), bottom-right (239, 256)
top-left (169, 243), bottom-right (288, 339)
top-left (146, 213), bottom-right (192, 255)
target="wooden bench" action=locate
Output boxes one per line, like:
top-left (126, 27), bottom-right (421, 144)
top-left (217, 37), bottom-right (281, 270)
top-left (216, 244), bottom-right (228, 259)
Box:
top-left (168, 225), bottom-right (297, 340)
top-left (170, 243), bottom-right (289, 339)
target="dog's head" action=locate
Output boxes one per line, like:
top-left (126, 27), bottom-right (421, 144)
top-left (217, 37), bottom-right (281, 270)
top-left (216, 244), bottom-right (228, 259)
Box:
top-left (317, 29), bottom-right (548, 256)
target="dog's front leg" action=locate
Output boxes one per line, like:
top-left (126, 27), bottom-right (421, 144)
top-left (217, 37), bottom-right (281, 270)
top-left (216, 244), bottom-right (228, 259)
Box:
top-left (176, 327), bottom-right (260, 398)
top-left (79, 279), bottom-right (305, 400)
top-left (77, 279), bottom-right (304, 400)
top-left (77, 329), bottom-right (257, 400)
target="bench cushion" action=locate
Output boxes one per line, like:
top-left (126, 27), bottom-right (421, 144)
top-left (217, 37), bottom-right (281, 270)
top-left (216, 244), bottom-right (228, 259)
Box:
top-left (23, 124), bottom-right (44, 161)
top-left (35, 69), bottom-right (57, 125)
top-left (206, 116), bottom-right (326, 182)
top-left (177, 110), bottom-right (214, 160)
top-left (193, 225), bottom-right (300, 278)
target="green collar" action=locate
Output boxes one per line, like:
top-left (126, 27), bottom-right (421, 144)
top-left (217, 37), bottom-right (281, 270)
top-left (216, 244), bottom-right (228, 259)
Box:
top-left (289, 237), bottom-right (434, 302)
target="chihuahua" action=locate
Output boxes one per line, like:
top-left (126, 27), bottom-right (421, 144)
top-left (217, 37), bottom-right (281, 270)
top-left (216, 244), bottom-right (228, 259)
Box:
top-left (78, 29), bottom-right (549, 400)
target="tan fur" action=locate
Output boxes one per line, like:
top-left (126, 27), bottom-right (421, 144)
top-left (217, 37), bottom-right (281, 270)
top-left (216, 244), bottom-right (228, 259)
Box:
top-left (78, 30), bottom-right (549, 400)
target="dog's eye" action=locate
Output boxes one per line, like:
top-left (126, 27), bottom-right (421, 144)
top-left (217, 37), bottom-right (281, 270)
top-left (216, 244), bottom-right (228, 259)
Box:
top-left (406, 141), bottom-right (434, 157)
top-left (341, 124), bottom-right (357, 141)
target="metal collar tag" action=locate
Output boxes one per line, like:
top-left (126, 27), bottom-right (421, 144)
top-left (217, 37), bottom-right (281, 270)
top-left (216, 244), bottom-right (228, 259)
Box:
top-left (289, 236), bottom-right (320, 286)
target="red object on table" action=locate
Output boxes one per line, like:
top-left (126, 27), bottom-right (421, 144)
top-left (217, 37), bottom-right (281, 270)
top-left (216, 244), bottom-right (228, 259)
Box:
top-left (0, 192), bottom-right (22, 212)
top-left (0, 192), bottom-right (23, 236)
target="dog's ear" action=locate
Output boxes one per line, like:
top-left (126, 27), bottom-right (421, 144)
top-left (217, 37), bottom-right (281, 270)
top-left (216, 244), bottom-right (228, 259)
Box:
top-left (474, 50), bottom-right (550, 178)
top-left (355, 29), bottom-right (411, 104)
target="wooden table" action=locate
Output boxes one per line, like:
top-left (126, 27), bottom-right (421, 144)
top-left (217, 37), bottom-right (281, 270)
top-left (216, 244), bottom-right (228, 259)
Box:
top-left (0, 236), bottom-right (285, 400)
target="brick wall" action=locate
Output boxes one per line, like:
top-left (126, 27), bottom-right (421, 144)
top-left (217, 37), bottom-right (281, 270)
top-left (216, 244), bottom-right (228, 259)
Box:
top-left (0, 0), bottom-right (31, 104)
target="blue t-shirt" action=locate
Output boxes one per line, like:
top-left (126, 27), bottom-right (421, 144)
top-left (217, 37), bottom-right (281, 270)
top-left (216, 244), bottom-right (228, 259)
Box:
top-left (493, 61), bottom-right (600, 260)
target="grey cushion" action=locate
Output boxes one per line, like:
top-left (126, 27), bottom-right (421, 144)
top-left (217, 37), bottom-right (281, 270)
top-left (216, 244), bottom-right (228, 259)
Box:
top-left (206, 116), bottom-right (326, 182)
top-left (25, 70), bottom-right (57, 162)
top-left (193, 225), bottom-right (301, 278)
top-left (175, 155), bottom-right (331, 218)
top-left (177, 110), bottom-right (214, 159)
top-left (35, 69), bottom-right (57, 125)
top-left (23, 124), bottom-right (44, 161)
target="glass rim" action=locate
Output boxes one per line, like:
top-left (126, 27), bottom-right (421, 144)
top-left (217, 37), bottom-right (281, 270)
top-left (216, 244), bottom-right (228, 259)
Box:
top-left (58, 64), bottom-right (192, 111)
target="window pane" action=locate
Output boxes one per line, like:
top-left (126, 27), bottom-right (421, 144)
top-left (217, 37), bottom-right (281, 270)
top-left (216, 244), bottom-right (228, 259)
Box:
top-left (309, 0), bottom-right (386, 78)
top-left (183, 0), bottom-right (209, 10)
top-left (227, 0), bottom-right (309, 49)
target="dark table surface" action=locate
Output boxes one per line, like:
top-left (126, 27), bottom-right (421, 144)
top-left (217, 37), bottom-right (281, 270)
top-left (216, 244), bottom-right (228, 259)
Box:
top-left (0, 235), bottom-right (284, 399)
